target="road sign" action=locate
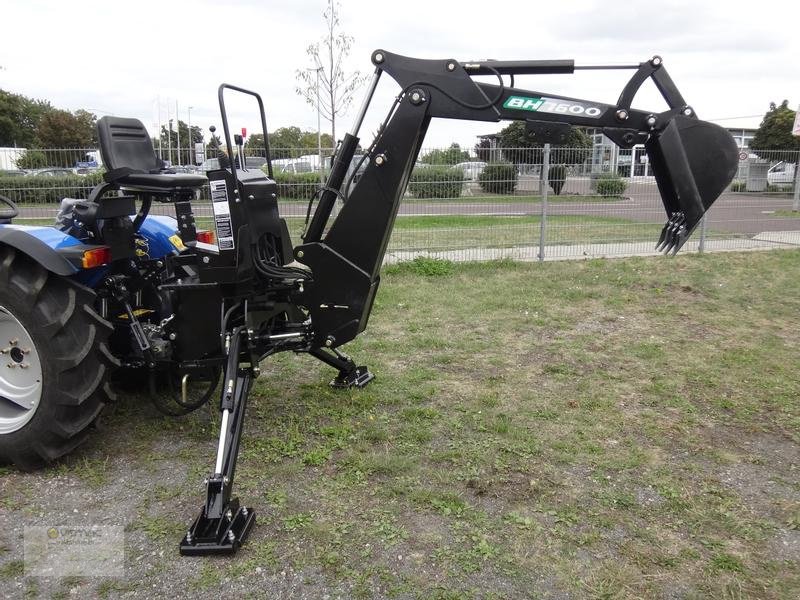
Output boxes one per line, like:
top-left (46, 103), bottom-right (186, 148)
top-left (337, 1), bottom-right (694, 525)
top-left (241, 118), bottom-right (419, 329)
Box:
top-left (738, 151), bottom-right (748, 161)
top-left (793, 104), bottom-right (800, 136)
top-left (194, 142), bottom-right (205, 166)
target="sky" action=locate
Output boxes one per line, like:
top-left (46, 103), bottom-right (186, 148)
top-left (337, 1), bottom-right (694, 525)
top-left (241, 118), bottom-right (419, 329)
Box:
top-left (1, 0), bottom-right (799, 151)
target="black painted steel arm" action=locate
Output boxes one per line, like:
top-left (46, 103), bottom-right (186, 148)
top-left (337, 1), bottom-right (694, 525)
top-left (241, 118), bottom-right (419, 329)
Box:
top-left (295, 49), bottom-right (738, 351)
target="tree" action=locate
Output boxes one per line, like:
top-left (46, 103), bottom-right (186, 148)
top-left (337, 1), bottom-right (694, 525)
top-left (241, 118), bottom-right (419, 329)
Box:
top-left (474, 138), bottom-right (493, 162)
top-left (295, 0), bottom-right (366, 143)
top-left (299, 130), bottom-right (334, 152)
top-left (33, 109), bottom-right (97, 167)
top-left (751, 100), bottom-right (800, 161)
top-left (36, 109), bottom-right (96, 148)
top-left (0, 89), bottom-right (52, 147)
top-left (15, 150), bottom-right (49, 169)
top-left (268, 126), bottom-right (304, 159)
top-left (497, 122), bottom-right (592, 166)
top-left (244, 133), bottom-right (267, 157)
top-left (420, 143), bottom-right (470, 165)
top-left (159, 120), bottom-right (202, 165)
top-left (206, 133), bottom-right (221, 159)
top-left (263, 127), bottom-right (335, 160)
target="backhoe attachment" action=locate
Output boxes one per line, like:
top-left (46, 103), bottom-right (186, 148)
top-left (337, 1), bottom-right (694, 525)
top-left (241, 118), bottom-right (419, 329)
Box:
top-left (175, 50), bottom-right (738, 558)
top-left (294, 50), bottom-right (740, 352)
top-left (302, 51), bottom-right (738, 262)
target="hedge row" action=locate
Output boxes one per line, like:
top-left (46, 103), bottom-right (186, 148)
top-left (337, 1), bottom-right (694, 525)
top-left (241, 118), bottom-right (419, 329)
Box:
top-left (478, 163), bottom-right (517, 194)
top-left (268, 171), bottom-right (321, 200)
top-left (548, 164), bottom-right (567, 195)
top-left (273, 167), bottom-right (470, 201)
top-left (408, 166), bottom-right (466, 199)
top-left (0, 171), bottom-right (324, 205)
top-left (0, 173), bottom-right (105, 204)
top-left (595, 173), bottom-right (627, 197)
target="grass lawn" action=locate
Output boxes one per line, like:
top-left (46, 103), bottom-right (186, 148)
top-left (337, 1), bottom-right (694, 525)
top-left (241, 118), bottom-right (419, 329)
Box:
top-left (1, 250), bottom-right (798, 598)
top-left (384, 215), bottom-right (661, 249)
top-left (13, 213), bottom-right (661, 249)
top-left (254, 215), bottom-right (659, 251)
top-left (403, 194), bottom-right (625, 205)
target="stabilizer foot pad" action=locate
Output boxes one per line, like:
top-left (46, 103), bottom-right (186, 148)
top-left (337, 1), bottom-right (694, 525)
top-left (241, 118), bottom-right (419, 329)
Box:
top-left (330, 366), bottom-right (374, 389)
top-left (179, 503), bottom-right (255, 556)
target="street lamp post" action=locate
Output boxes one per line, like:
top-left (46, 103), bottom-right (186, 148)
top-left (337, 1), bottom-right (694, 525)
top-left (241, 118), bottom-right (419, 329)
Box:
top-left (167, 119), bottom-right (173, 166)
top-left (175, 101), bottom-right (181, 167)
top-left (188, 106), bottom-right (194, 166)
top-left (156, 97), bottom-right (163, 160)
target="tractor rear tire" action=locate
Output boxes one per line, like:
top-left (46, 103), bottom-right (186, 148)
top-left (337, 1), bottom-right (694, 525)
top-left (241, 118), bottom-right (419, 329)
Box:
top-left (0, 246), bottom-right (117, 469)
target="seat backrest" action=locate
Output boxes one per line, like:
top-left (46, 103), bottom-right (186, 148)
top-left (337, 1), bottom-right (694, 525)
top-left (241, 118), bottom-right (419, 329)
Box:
top-left (97, 116), bottom-right (160, 173)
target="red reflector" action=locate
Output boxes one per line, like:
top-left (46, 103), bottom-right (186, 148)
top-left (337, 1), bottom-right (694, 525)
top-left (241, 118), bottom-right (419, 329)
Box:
top-left (196, 230), bottom-right (215, 244)
top-left (81, 247), bottom-right (111, 269)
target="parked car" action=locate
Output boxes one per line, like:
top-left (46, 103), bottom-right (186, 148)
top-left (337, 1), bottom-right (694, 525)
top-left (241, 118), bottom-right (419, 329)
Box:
top-left (767, 161), bottom-right (796, 187)
top-left (201, 158), bottom-right (220, 172)
top-left (279, 160), bottom-right (313, 175)
top-left (244, 156), bottom-right (267, 170)
top-left (167, 165), bottom-right (199, 174)
top-left (26, 168), bottom-right (75, 177)
top-left (74, 166), bottom-right (103, 176)
top-left (347, 154), bottom-right (368, 185)
top-left (326, 154), bottom-right (368, 185)
top-left (453, 161), bottom-right (487, 181)
top-left (201, 156), bottom-right (266, 172)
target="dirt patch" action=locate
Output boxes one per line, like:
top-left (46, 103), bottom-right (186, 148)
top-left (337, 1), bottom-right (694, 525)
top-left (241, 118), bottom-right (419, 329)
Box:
top-left (770, 529), bottom-right (800, 562)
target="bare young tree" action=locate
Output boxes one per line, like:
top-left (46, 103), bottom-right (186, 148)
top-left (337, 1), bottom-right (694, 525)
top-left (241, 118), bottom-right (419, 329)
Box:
top-left (295, 0), bottom-right (366, 143)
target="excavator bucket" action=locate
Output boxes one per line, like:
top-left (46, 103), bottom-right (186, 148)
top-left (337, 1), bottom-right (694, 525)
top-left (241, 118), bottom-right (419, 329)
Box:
top-left (645, 115), bottom-right (739, 254)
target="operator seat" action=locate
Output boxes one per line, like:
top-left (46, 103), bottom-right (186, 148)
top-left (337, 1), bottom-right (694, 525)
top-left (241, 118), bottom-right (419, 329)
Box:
top-left (97, 116), bottom-right (207, 198)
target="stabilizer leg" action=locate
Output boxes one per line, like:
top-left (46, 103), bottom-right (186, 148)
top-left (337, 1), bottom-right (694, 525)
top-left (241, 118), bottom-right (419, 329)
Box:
top-left (308, 347), bottom-right (374, 388)
top-left (179, 328), bottom-right (255, 555)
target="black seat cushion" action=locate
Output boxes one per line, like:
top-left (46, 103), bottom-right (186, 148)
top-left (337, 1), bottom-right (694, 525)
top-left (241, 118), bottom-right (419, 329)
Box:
top-left (97, 116), bottom-right (206, 194)
top-left (117, 172), bottom-right (208, 192)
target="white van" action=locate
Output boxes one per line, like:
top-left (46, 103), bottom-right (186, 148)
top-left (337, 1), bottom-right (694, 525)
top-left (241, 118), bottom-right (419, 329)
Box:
top-left (767, 161), bottom-right (796, 187)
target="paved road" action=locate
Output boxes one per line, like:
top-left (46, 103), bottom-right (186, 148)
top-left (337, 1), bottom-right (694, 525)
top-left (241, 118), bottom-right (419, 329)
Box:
top-left (13, 179), bottom-right (800, 236)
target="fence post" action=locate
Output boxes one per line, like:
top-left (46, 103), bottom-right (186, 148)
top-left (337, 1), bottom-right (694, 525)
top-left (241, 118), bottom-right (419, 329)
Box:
top-left (538, 143), bottom-right (550, 262)
top-left (698, 214), bottom-right (707, 254)
top-left (793, 156), bottom-right (800, 212)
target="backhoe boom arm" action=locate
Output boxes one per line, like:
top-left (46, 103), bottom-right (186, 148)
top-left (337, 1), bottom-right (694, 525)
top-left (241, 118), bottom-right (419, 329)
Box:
top-left (294, 50), bottom-right (738, 350)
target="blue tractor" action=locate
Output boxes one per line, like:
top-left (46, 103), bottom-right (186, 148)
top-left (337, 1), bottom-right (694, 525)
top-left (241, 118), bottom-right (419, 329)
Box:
top-left (0, 117), bottom-right (222, 468)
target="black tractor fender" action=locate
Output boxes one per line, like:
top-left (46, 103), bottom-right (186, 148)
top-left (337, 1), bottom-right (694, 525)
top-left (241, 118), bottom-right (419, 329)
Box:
top-left (0, 228), bottom-right (79, 277)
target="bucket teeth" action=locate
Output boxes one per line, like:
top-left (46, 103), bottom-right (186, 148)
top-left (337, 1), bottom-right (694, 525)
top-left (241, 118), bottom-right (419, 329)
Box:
top-left (656, 212), bottom-right (687, 255)
top-left (656, 222), bottom-right (670, 251)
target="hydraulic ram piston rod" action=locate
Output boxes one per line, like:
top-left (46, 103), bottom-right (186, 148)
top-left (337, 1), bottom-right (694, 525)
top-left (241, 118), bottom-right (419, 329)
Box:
top-left (349, 68), bottom-right (382, 137)
top-left (214, 409), bottom-right (230, 474)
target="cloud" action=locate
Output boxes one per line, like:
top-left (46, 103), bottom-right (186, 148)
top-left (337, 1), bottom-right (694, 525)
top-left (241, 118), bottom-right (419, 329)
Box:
top-left (0, 0), bottom-right (797, 148)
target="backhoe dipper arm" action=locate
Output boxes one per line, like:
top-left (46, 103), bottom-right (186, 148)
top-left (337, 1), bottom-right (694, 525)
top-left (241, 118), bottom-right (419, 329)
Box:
top-left (295, 49), bottom-right (738, 350)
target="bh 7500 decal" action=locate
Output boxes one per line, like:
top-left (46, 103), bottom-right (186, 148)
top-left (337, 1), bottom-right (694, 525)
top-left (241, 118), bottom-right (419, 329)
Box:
top-left (503, 95), bottom-right (603, 118)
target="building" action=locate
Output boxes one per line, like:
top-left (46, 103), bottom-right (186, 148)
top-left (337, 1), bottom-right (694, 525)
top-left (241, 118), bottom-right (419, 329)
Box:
top-left (725, 128), bottom-right (757, 151)
top-left (0, 147), bottom-right (25, 171)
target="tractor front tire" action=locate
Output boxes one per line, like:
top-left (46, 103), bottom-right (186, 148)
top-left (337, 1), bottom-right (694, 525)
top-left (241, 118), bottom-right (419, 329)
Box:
top-left (0, 246), bottom-right (117, 469)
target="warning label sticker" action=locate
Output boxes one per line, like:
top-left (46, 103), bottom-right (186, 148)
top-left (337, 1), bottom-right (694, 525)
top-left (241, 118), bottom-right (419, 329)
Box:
top-left (209, 179), bottom-right (235, 251)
